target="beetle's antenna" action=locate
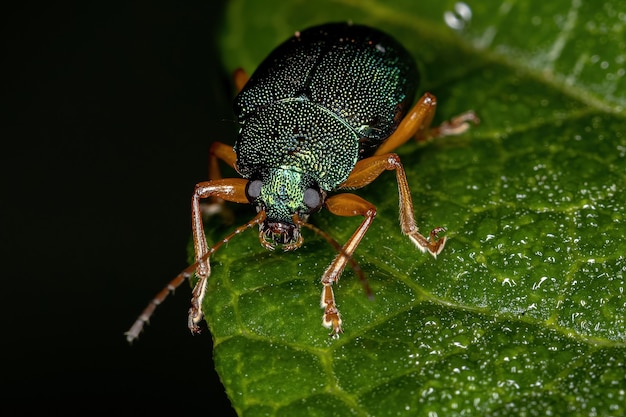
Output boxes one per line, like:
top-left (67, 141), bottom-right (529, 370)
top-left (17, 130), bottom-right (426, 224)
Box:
top-left (125, 211), bottom-right (266, 344)
top-left (295, 217), bottom-right (373, 300)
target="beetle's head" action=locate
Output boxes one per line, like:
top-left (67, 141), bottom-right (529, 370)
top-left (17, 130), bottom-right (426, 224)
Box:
top-left (246, 168), bottom-right (325, 251)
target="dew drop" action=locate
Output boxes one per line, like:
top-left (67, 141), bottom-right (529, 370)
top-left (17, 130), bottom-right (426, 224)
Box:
top-left (444, 2), bottom-right (473, 30)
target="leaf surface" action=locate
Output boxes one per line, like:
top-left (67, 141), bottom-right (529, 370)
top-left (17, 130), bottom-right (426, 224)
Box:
top-left (201, 1), bottom-right (626, 415)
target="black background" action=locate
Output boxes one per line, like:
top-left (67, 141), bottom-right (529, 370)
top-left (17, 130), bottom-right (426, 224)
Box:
top-left (3, 1), bottom-right (238, 415)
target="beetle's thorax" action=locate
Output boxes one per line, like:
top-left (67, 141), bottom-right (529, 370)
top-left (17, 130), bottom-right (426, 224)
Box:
top-left (235, 99), bottom-right (361, 191)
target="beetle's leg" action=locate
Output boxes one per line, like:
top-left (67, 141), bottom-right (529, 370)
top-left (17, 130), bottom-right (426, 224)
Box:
top-left (190, 178), bottom-right (250, 332)
top-left (202, 141), bottom-right (238, 218)
top-left (126, 210), bottom-right (265, 343)
top-left (374, 93), bottom-right (478, 155)
top-left (340, 153), bottom-right (446, 256)
top-left (429, 110), bottom-right (480, 139)
top-left (233, 68), bottom-right (249, 93)
top-left (321, 193), bottom-right (377, 337)
top-left (208, 141), bottom-right (237, 180)
top-left (126, 263), bottom-right (197, 343)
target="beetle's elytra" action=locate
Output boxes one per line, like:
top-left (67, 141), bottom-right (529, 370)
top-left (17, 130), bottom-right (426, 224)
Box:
top-left (126, 22), bottom-right (478, 342)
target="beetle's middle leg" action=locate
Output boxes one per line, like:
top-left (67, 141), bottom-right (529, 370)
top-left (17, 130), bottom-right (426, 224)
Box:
top-left (200, 67), bottom-right (249, 218)
top-left (339, 153), bottom-right (446, 256)
top-left (201, 141), bottom-right (239, 219)
top-left (374, 92), bottom-right (478, 155)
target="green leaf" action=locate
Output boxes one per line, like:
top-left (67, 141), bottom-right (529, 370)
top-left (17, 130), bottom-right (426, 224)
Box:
top-left (199, 0), bottom-right (626, 415)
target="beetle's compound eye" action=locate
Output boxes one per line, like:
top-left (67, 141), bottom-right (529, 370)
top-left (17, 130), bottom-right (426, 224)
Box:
top-left (303, 187), bottom-right (323, 213)
top-left (245, 179), bottom-right (263, 203)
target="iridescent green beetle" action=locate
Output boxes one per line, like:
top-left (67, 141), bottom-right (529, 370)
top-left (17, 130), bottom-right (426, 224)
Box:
top-left (126, 22), bottom-right (477, 342)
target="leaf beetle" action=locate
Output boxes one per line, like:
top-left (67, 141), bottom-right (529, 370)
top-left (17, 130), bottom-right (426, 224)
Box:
top-left (126, 22), bottom-right (478, 342)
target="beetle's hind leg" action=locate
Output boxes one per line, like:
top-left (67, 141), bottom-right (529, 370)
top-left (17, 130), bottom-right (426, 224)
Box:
top-left (233, 68), bottom-right (250, 93)
top-left (374, 93), bottom-right (478, 156)
top-left (428, 110), bottom-right (480, 139)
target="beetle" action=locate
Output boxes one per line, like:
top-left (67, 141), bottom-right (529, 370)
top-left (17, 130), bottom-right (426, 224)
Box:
top-left (126, 22), bottom-right (478, 342)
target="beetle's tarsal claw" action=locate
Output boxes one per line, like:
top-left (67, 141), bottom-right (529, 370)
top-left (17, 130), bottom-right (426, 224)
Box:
top-left (428, 237), bottom-right (446, 258)
top-left (321, 285), bottom-right (343, 337)
top-left (187, 308), bottom-right (203, 335)
top-left (323, 308), bottom-right (343, 338)
top-left (429, 110), bottom-right (480, 138)
top-left (407, 226), bottom-right (446, 258)
top-left (188, 300), bottom-right (204, 333)
top-left (427, 227), bottom-right (447, 258)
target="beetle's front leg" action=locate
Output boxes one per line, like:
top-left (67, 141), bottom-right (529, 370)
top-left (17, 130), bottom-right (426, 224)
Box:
top-left (189, 178), bottom-right (249, 333)
top-left (322, 193), bottom-right (377, 337)
top-left (340, 153), bottom-right (446, 256)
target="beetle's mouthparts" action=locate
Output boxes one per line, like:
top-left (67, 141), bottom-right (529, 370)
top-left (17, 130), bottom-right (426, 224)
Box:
top-left (260, 220), bottom-right (303, 251)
